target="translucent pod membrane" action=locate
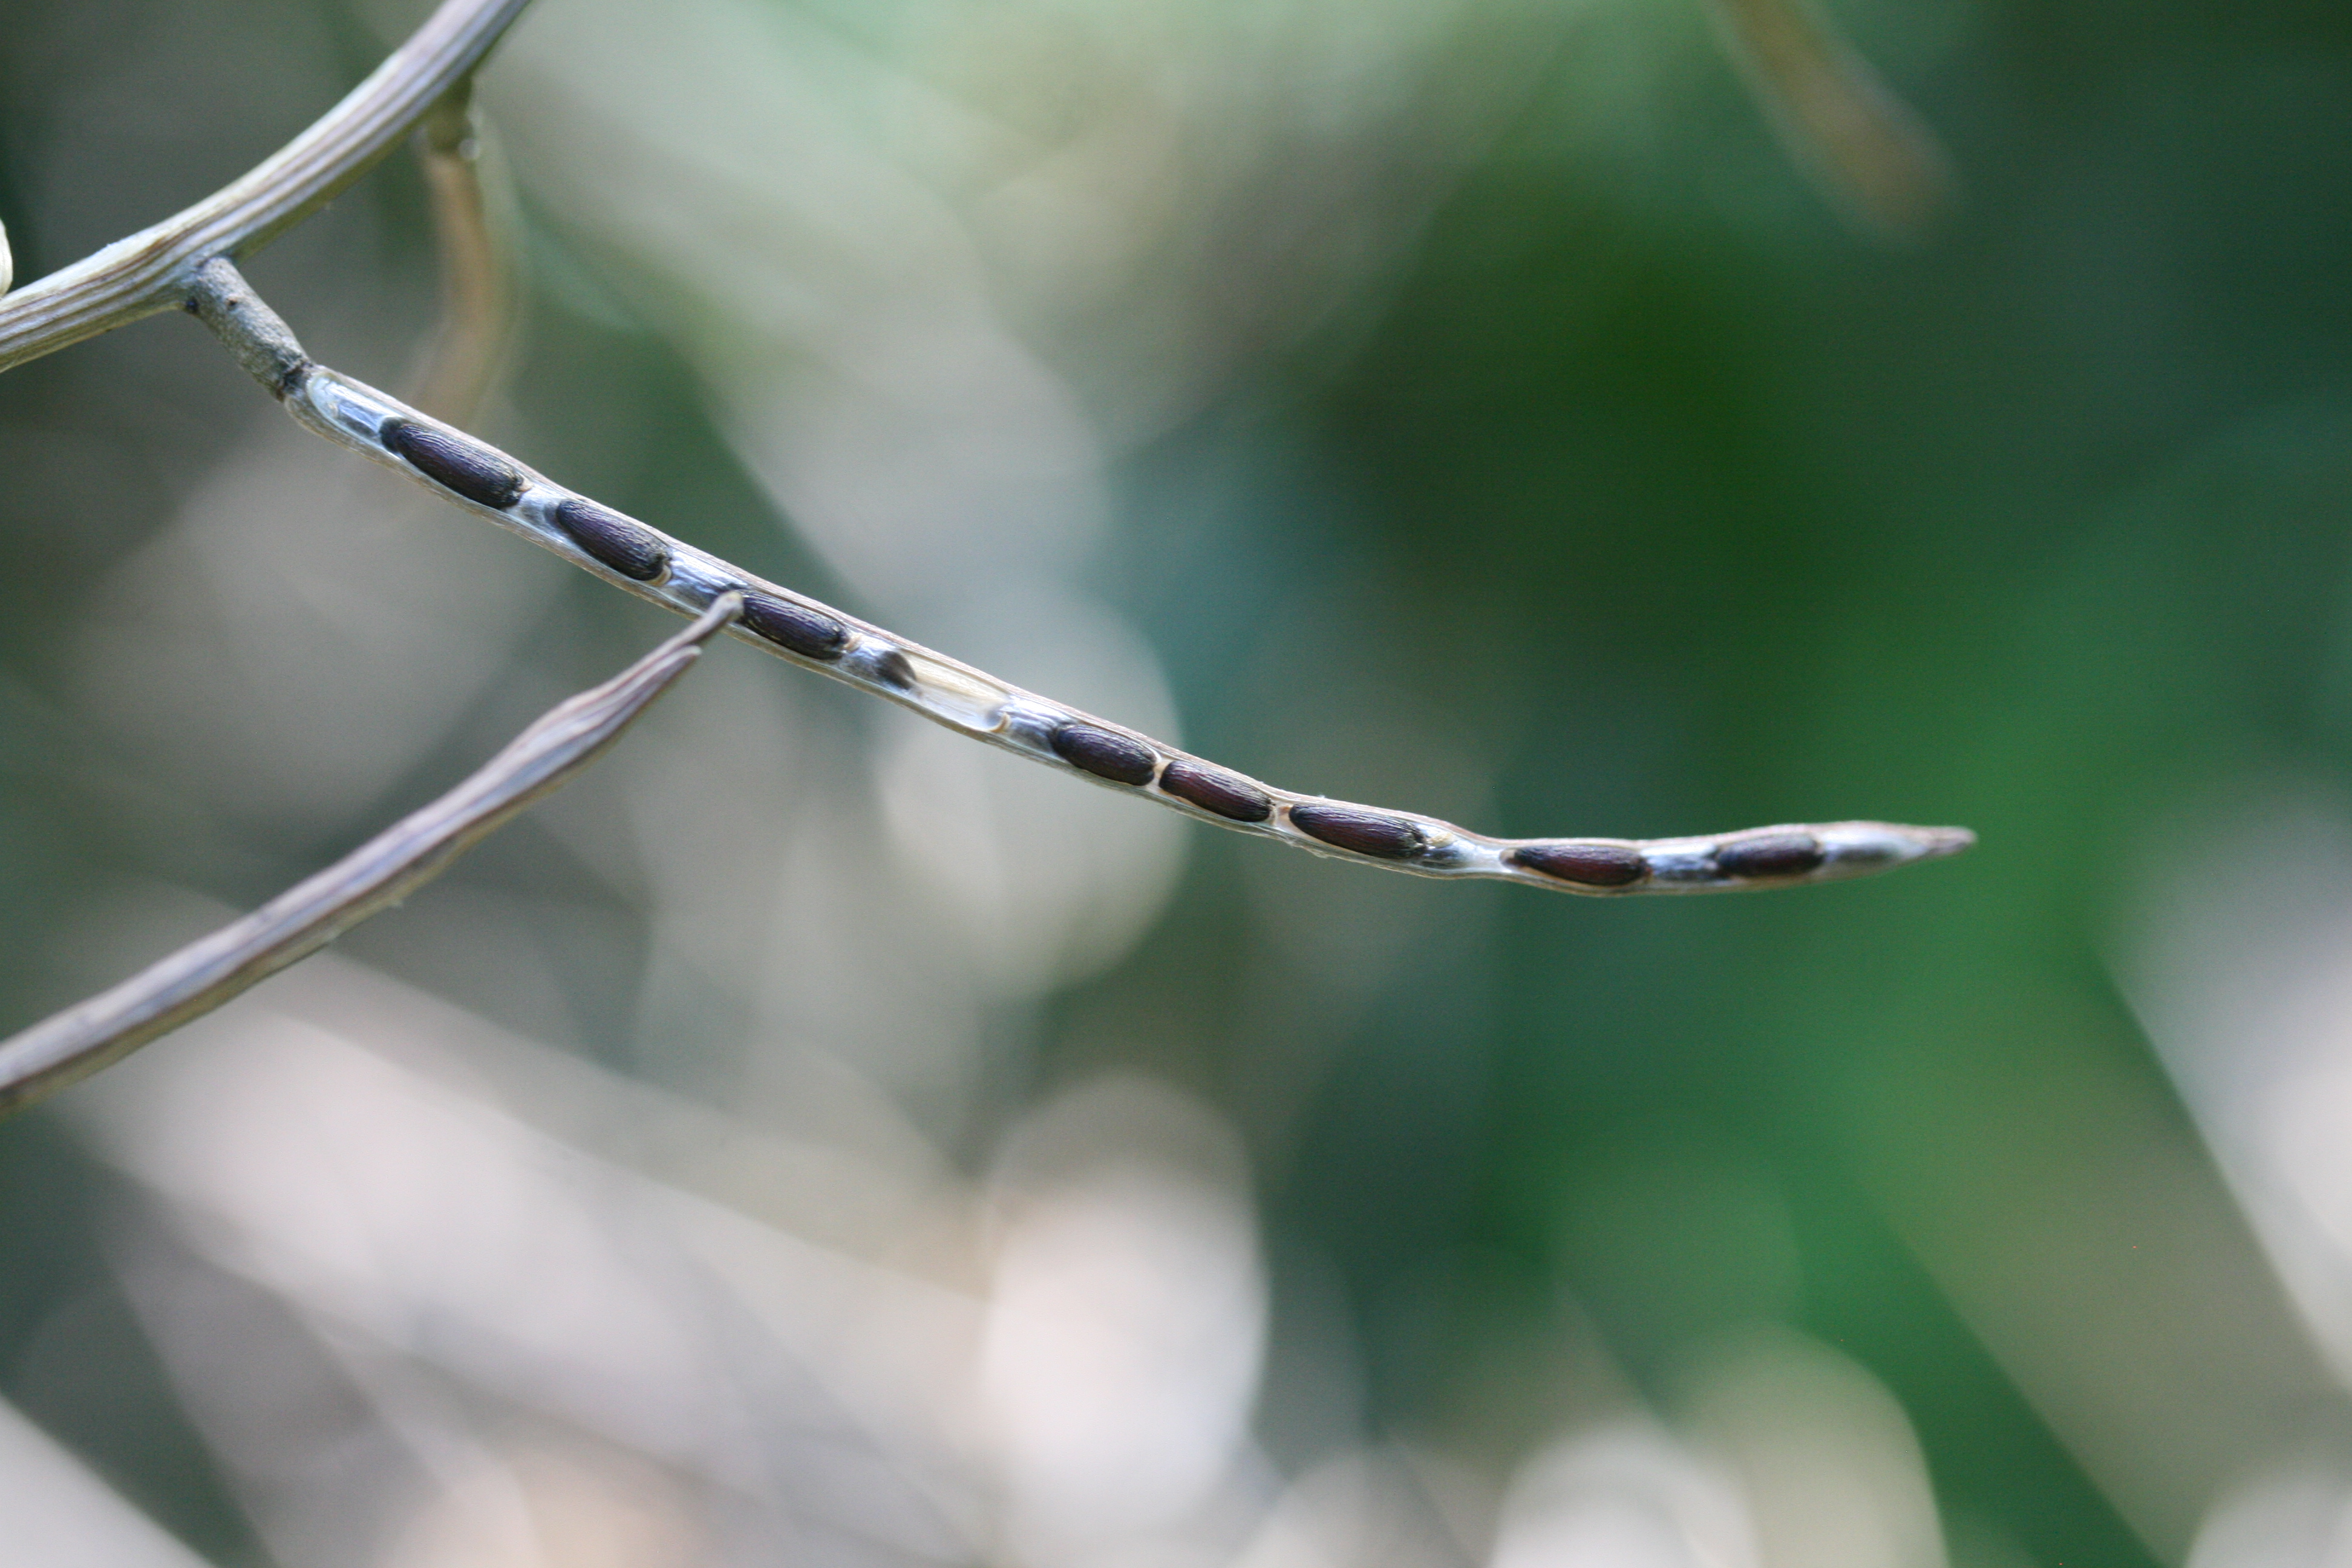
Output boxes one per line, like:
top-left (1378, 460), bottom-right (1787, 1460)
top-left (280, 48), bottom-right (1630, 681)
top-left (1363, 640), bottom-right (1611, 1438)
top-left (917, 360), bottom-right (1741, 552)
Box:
top-left (287, 367), bottom-right (1973, 900)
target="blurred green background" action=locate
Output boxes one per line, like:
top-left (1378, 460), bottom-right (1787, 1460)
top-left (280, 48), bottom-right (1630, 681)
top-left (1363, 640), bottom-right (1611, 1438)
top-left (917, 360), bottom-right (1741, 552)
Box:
top-left (2, 1), bottom-right (2350, 1565)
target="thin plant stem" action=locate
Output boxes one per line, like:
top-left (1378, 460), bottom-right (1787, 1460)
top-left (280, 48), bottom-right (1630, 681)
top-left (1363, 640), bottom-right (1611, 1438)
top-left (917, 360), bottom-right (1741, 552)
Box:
top-left (0, 0), bottom-right (534, 374)
top-left (1707, 0), bottom-right (1953, 236)
top-left (0, 593), bottom-right (743, 1117)
top-left (408, 80), bottom-right (520, 423)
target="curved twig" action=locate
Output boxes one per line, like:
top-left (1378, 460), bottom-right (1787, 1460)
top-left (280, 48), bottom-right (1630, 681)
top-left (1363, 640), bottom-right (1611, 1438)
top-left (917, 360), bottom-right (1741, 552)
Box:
top-left (0, 0), bottom-right (533, 374)
top-left (0, 593), bottom-right (743, 1117)
top-left (1706, 0), bottom-right (1953, 236)
top-left (189, 258), bottom-right (1973, 900)
top-left (408, 80), bottom-right (520, 422)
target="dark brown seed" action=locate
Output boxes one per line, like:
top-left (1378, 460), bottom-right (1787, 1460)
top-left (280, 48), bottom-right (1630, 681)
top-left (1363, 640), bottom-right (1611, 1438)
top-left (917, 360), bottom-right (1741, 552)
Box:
top-left (1159, 759), bottom-right (1273, 823)
top-left (869, 648), bottom-right (917, 691)
top-left (381, 419), bottom-right (523, 508)
top-left (1051, 723), bottom-right (1158, 786)
top-left (551, 497), bottom-right (668, 581)
top-left (1289, 803), bottom-right (1427, 860)
top-left (1714, 832), bottom-right (1826, 878)
top-left (1509, 841), bottom-right (1648, 887)
top-left (740, 591), bottom-right (849, 660)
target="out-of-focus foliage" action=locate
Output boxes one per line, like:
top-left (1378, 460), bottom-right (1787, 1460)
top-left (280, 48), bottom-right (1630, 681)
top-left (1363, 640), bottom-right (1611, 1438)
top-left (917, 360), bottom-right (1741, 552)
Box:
top-left (1, 0), bottom-right (2349, 1565)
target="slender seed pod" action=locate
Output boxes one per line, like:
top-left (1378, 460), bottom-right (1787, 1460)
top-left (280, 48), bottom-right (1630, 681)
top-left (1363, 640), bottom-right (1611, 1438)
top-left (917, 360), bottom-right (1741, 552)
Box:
top-left (175, 262), bottom-right (1973, 901)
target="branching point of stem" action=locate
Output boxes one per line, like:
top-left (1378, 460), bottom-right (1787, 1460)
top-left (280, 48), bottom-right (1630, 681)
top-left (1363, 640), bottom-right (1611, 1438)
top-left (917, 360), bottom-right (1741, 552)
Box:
top-left (184, 257), bottom-right (312, 399)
